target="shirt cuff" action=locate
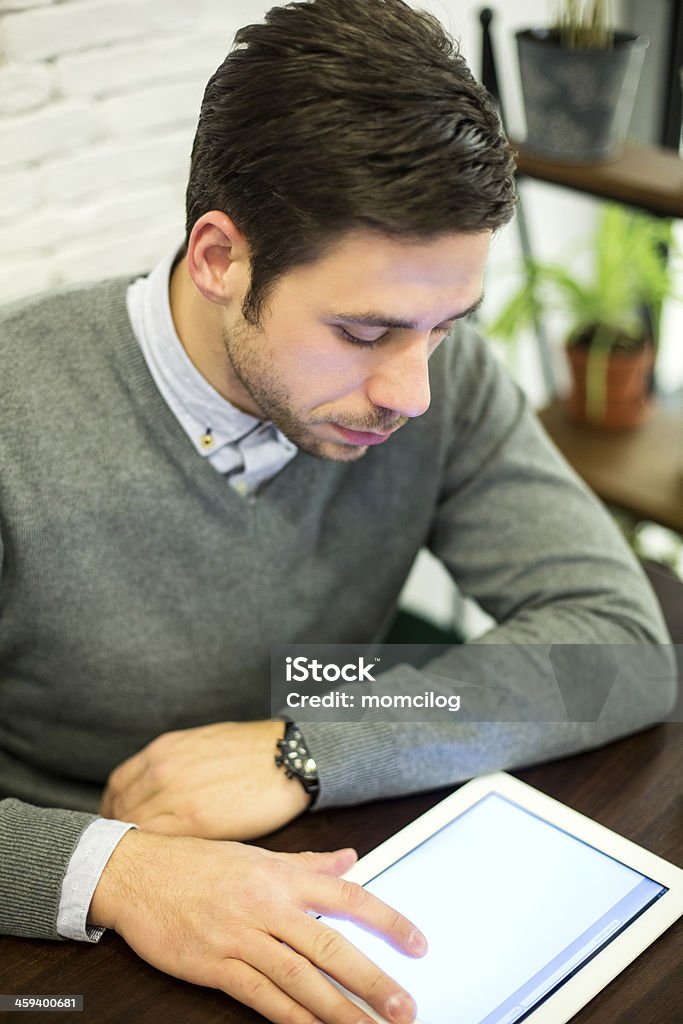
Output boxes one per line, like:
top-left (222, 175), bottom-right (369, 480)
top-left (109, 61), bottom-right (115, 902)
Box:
top-left (57, 817), bottom-right (138, 942)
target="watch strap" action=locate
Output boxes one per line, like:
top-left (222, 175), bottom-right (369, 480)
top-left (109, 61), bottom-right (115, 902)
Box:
top-left (275, 723), bottom-right (320, 802)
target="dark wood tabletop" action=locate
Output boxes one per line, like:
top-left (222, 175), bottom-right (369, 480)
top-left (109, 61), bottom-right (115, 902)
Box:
top-left (1, 723), bottom-right (681, 1024)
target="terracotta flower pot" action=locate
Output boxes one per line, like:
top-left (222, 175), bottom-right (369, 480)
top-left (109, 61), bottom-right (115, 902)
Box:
top-left (565, 339), bottom-right (654, 429)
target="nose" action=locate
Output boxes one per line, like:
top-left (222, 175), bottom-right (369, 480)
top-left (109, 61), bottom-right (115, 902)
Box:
top-left (365, 339), bottom-right (432, 419)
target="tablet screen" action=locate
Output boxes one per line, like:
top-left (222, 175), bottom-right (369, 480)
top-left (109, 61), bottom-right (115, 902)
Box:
top-left (323, 793), bottom-right (667, 1024)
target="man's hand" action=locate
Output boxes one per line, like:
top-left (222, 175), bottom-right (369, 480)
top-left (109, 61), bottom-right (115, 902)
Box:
top-left (99, 721), bottom-right (309, 839)
top-left (90, 830), bottom-right (427, 1024)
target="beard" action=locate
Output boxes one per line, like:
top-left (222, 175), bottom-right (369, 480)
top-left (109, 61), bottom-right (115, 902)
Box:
top-left (222, 322), bottom-right (406, 461)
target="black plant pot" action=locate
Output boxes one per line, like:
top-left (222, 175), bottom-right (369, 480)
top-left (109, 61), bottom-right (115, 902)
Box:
top-left (516, 29), bottom-right (648, 163)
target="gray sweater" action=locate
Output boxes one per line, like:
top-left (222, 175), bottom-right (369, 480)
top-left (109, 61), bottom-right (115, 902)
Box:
top-left (0, 279), bottom-right (674, 939)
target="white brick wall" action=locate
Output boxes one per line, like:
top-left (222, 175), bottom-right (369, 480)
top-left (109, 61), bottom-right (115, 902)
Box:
top-left (0, 166), bottom-right (41, 221)
top-left (0, 183), bottom-right (184, 257)
top-left (0, 61), bottom-right (53, 114)
top-left (0, 0), bottom-right (196, 61)
top-left (0, 101), bottom-right (101, 169)
top-left (0, 0), bottom-right (55, 11)
top-left (0, 0), bottom-right (273, 304)
top-left (100, 79), bottom-right (207, 138)
top-left (56, 33), bottom-right (229, 99)
top-left (38, 132), bottom-right (191, 204)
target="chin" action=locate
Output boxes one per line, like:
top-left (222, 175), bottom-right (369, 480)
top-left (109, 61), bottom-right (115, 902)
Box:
top-left (323, 443), bottom-right (369, 462)
top-left (300, 438), bottom-right (370, 462)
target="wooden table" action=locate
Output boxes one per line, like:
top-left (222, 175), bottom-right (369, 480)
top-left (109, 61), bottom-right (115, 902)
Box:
top-left (1, 723), bottom-right (681, 1024)
top-left (539, 398), bottom-right (683, 534)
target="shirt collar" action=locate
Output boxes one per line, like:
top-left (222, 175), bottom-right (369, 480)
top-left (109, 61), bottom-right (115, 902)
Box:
top-left (128, 247), bottom-right (296, 458)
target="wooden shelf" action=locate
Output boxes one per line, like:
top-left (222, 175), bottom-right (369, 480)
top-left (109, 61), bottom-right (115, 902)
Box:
top-left (538, 398), bottom-right (683, 533)
top-left (513, 141), bottom-right (683, 218)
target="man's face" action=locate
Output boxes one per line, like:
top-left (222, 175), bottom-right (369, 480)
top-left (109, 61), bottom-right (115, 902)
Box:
top-left (221, 228), bottom-right (491, 460)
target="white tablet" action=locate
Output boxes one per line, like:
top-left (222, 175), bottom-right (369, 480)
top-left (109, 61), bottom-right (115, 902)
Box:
top-left (322, 772), bottom-right (683, 1024)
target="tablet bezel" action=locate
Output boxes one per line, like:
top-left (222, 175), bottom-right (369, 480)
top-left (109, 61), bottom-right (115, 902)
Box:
top-left (339, 771), bottom-right (683, 1024)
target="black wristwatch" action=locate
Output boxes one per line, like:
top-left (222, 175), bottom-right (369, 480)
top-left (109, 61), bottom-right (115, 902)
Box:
top-left (275, 722), bottom-right (320, 802)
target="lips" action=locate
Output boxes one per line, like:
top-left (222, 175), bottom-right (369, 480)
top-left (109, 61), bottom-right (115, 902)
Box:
top-left (332, 424), bottom-right (397, 446)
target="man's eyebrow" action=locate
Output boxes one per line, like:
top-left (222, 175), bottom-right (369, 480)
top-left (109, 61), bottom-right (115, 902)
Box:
top-left (328, 293), bottom-right (484, 329)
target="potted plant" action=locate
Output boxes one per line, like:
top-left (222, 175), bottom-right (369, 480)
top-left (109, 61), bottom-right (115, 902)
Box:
top-left (488, 204), bottom-right (678, 430)
top-left (516, 1), bottom-right (649, 162)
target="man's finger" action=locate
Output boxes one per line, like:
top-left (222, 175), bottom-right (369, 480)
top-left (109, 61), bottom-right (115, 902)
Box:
top-left (289, 871), bottom-right (427, 958)
top-left (100, 753), bottom-right (148, 816)
top-left (217, 956), bottom-right (322, 1024)
top-left (102, 772), bottom-right (167, 822)
top-left (241, 930), bottom-right (393, 1024)
top-left (280, 911), bottom-right (418, 1024)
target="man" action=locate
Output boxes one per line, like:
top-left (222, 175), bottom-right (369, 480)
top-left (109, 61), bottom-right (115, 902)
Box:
top-left (0, 1), bottom-right (674, 1022)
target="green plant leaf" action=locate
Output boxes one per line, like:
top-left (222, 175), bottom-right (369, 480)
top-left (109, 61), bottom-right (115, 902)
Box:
top-left (486, 203), bottom-right (680, 351)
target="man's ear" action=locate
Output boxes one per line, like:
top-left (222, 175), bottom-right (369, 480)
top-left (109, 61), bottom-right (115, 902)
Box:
top-left (186, 212), bottom-right (249, 305)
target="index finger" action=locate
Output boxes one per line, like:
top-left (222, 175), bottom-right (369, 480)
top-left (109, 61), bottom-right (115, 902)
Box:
top-left (292, 871), bottom-right (427, 958)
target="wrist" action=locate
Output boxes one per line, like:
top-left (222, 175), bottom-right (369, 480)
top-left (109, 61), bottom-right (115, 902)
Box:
top-left (88, 828), bottom-right (151, 932)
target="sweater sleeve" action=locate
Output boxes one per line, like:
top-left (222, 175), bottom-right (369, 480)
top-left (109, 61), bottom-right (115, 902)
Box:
top-left (0, 798), bottom-right (99, 939)
top-left (303, 330), bottom-right (677, 808)
top-left (0, 469), bottom-right (100, 939)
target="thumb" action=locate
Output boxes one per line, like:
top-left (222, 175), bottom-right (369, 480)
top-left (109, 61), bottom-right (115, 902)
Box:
top-left (266, 847), bottom-right (359, 876)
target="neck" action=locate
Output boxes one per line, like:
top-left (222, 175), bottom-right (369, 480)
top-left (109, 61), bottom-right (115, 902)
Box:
top-left (168, 256), bottom-right (258, 414)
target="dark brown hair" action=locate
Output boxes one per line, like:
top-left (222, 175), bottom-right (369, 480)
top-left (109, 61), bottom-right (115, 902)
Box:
top-left (186, 0), bottom-right (517, 323)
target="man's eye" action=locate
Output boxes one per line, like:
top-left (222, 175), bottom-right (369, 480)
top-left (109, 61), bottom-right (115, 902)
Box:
top-left (336, 324), bottom-right (451, 349)
top-left (337, 327), bottom-right (383, 349)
